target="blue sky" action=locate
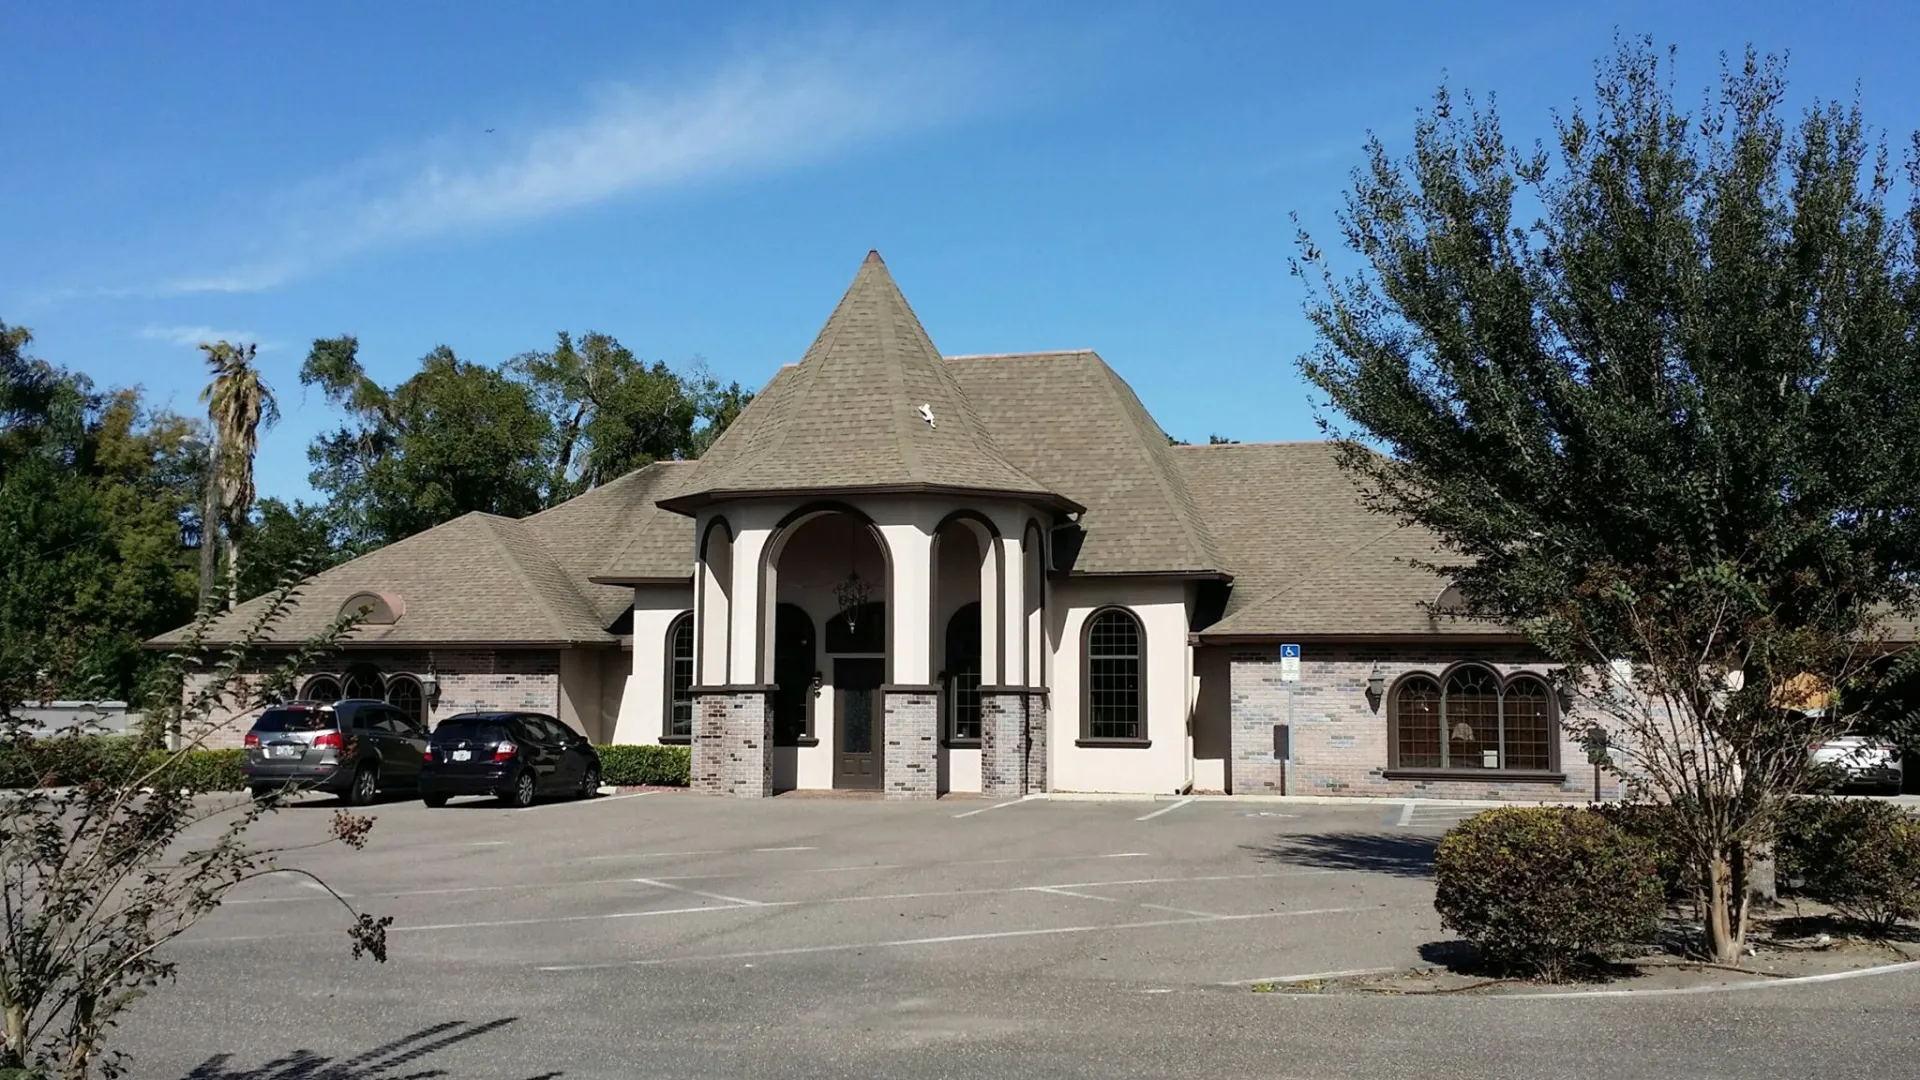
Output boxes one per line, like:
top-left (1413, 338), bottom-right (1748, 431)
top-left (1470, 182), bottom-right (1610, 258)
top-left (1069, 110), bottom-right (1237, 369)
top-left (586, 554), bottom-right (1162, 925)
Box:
top-left (5, 1), bottom-right (1918, 502)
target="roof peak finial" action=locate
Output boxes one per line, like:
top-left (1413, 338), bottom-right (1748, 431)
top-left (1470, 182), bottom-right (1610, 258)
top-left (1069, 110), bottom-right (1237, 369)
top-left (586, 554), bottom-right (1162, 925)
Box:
top-left (864, 249), bottom-right (884, 265)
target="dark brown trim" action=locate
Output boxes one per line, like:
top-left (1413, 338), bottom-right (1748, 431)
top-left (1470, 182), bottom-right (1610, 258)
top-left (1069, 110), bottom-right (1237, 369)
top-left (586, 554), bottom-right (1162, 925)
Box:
top-left (1382, 769), bottom-right (1567, 784)
top-left (1075, 738), bottom-right (1153, 749)
top-left (690, 683), bottom-right (777, 693)
top-left (1080, 606), bottom-right (1146, 744)
top-left (759, 502), bottom-right (895, 686)
top-left (977, 684), bottom-right (1049, 695)
top-left (880, 683), bottom-right (942, 694)
top-left (1065, 570), bottom-right (1233, 582)
top-left (942, 739), bottom-right (982, 750)
top-left (659, 735), bottom-right (692, 746)
top-left (1196, 631), bottom-right (1531, 647)
top-left (1023, 520), bottom-right (1046, 686)
top-left (664, 611), bottom-right (695, 741)
top-left (659, 482), bottom-right (1086, 518)
top-left (588, 574), bottom-right (693, 586)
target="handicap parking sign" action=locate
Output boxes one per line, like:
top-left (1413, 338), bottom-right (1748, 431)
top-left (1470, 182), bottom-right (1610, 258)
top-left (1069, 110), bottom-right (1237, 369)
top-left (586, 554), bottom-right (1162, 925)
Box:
top-left (1280, 643), bottom-right (1300, 682)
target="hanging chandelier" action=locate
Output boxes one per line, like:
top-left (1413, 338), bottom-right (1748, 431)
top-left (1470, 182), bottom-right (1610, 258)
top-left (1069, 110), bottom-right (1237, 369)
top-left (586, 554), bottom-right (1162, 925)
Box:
top-left (834, 569), bottom-right (872, 634)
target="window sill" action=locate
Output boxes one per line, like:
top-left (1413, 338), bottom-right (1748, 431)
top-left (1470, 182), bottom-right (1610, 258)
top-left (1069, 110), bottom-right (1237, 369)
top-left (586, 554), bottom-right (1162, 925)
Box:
top-left (776, 736), bottom-right (820, 748)
top-left (1075, 738), bottom-right (1152, 749)
top-left (942, 739), bottom-right (982, 750)
top-left (1382, 769), bottom-right (1566, 784)
top-left (659, 735), bottom-right (692, 746)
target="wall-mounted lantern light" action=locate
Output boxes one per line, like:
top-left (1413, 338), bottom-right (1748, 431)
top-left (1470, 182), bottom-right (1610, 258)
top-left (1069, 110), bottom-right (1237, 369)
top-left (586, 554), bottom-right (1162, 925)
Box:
top-left (809, 671), bottom-right (823, 697)
top-left (420, 666), bottom-right (441, 708)
top-left (1365, 665), bottom-right (1386, 702)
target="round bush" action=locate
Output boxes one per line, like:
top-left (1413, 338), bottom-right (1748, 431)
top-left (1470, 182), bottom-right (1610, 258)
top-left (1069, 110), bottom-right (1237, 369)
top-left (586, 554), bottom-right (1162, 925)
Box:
top-left (1593, 800), bottom-right (1699, 904)
top-left (1434, 807), bottom-right (1664, 979)
top-left (1776, 798), bottom-right (1920, 932)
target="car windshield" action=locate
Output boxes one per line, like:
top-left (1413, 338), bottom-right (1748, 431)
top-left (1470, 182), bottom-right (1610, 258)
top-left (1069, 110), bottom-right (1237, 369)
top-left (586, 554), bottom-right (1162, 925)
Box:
top-left (252, 707), bottom-right (334, 732)
top-left (431, 717), bottom-right (509, 743)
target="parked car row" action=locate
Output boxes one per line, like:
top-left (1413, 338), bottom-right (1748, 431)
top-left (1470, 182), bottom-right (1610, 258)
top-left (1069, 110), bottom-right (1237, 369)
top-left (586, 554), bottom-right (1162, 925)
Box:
top-left (1809, 732), bottom-right (1905, 795)
top-left (241, 699), bottom-right (602, 808)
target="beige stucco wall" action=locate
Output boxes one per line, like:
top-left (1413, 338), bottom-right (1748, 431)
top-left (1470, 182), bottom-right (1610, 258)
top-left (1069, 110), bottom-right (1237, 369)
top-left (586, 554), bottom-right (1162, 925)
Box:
top-left (1191, 644), bottom-right (1231, 792)
top-left (1048, 577), bottom-right (1192, 794)
top-left (613, 584), bottom-right (693, 744)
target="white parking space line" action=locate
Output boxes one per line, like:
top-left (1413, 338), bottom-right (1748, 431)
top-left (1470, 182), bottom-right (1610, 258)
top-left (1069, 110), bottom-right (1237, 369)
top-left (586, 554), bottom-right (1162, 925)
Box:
top-left (953, 793), bottom-right (1043, 818)
top-left (1137, 902), bottom-right (1226, 919)
top-left (651, 851), bottom-right (1150, 882)
top-left (540, 905), bottom-right (1379, 971)
top-left (531, 791), bottom-right (656, 810)
top-left (632, 877), bottom-right (766, 908)
top-left (190, 868), bottom-right (1352, 942)
top-left (1136, 798), bottom-right (1195, 821)
top-left (1027, 886), bottom-right (1119, 903)
top-left (580, 848), bottom-right (729, 862)
top-left (1396, 801), bottom-right (1418, 827)
top-left (753, 846), bottom-right (817, 852)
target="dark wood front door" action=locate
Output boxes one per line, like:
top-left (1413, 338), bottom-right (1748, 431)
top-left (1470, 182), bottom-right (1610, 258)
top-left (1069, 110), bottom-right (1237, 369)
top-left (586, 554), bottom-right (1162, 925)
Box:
top-left (833, 658), bottom-right (885, 790)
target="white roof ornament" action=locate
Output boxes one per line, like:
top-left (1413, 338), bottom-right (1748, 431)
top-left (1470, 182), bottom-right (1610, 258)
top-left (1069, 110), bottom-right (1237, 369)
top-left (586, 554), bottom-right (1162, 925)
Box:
top-left (917, 403), bottom-right (936, 428)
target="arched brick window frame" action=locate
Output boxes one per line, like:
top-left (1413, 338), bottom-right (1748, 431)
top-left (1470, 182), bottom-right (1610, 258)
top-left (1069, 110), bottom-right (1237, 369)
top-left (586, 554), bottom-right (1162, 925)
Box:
top-left (1078, 607), bottom-right (1148, 747)
top-left (1387, 663), bottom-right (1560, 776)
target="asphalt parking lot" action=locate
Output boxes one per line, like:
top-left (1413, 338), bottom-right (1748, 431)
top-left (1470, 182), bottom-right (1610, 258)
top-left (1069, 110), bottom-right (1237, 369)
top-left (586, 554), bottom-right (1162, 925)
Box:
top-left (120, 792), bottom-right (1920, 1080)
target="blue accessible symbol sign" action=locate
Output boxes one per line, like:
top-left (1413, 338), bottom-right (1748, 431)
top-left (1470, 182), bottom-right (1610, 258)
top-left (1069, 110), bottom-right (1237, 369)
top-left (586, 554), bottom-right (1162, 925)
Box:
top-left (1280, 643), bottom-right (1301, 683)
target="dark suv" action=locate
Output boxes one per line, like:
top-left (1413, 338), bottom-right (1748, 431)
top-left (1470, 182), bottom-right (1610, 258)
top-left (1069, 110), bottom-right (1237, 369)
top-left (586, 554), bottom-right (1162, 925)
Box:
top-left (242, 699), bottom-right (427, 805)
top-left (419, 712), bottom-right (601, 808)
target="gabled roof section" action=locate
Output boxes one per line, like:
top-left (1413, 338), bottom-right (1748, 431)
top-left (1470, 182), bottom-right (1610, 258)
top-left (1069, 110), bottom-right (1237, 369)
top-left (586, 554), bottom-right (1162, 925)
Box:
top-left (1172, 442), bottom-right (1495, 638)
top-left (658, 252), bottom-right (1078, 515)
top-left (581, 460), bottom-right (701, 584)
top-left (147, 511), bottom-right (618, 648)
top-left (946, 351), bottom-right (1225, 575)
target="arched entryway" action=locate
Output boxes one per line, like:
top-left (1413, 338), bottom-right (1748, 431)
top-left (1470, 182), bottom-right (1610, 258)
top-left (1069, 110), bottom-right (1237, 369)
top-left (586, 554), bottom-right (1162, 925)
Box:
top-left (763, 506), bottom-right (892, 791)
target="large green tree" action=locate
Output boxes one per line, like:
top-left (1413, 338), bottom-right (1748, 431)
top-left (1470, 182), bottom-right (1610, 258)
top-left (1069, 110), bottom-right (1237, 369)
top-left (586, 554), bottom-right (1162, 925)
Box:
top-left (510, 331), bottom-right (700, 502)
top-left (1296, 40), bottom-right (1920, 962)
top-left (198, 340), bottom-right (278, 608)
top-left (0, 325), bottom-right (200, 706)
top-left (232, 498), bottom-right (345, 603)
top-left (302, 338), bottom-right (549, 550)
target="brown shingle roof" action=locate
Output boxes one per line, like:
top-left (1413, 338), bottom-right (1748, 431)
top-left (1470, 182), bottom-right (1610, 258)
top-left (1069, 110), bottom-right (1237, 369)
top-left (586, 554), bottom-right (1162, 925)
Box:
top-left (1172, 442), bottom-right (1491, 638)
top-left (947, 351), bottom-right (1225, 575)
top-left (149, 510), bottom-right (620, 648)
top-left (659, 252), bottom-right (1077, 515)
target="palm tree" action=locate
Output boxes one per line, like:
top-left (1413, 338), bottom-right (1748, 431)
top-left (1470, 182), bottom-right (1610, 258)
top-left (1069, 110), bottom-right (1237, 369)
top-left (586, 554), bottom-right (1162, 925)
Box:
top-left (198, 341), bottom-right (279, 608)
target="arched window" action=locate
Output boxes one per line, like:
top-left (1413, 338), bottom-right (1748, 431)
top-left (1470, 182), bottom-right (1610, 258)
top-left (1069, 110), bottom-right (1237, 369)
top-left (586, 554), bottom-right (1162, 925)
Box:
top-left (945, 602), bottom-right (982, 744)
top-left (1082, 609), bottom-right (1145, 743)
top-left (1389, 665), bottom-right (1559, 773)
top-left (301, 675), bottom-right (342, 704)
top-left (342, 664), bottom-right (383, 700)
top-left (665, 613), bottom-right (695, 741)
top-left (386, 674), bottom-right (426, 730)
top-left (772, 604), bottom-right (816, 745)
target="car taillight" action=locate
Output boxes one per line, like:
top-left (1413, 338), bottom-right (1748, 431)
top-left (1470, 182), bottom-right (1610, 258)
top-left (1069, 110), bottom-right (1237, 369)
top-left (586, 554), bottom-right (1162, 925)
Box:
top-left (244, 732), bottom-right (260, 748)
top-left (313, 731), bottom-right (344, 749)
top-left (493, 741), bottom-right (518, 762)
top-left (421, 747), bottom-right (433, 762)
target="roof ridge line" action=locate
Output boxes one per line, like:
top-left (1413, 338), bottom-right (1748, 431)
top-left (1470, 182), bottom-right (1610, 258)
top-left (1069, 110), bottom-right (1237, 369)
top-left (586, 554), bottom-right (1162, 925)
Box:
top-left (1093, 364), bottom-right (1222, 573)
top-left (880, 291), bottom-right (926, 485)
top-left (476, 515), bottom-right (598, 642)
top-left (942, 350), bottom-right (1096, 360)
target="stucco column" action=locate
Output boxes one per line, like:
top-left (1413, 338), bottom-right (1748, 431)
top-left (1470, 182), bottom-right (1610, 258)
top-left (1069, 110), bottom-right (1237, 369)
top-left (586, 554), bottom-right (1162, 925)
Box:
top-left (981, 533), bottom-right (1031, 796)
top-left (728, 526), bottom-right (771, 685)
top-left (879, 522), bottom-right (937, 798)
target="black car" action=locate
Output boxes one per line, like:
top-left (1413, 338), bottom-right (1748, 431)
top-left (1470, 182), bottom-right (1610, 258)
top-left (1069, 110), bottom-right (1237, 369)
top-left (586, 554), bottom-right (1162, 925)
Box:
top-left (419, 712), bottom-right (601, 808)
top-left (242, 699), bottom-right (428, 805)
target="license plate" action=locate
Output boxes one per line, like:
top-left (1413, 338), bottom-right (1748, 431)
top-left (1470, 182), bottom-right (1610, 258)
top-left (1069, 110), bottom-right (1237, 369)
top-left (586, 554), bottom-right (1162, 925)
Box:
top-left (451, 749), bottom-right (471, 762)
top-left (269, 744), bottom-right (301, 759)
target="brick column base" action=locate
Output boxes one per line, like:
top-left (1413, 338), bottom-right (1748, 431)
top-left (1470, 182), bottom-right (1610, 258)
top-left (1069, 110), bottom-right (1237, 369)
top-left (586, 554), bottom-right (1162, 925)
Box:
top-left (980, 689), bottom-right (1048, 796)
top-left (1025, 693), bottom-right (1049, 793)
top-left (883, 689), bottom-right (938, 800)
top-left (691, 687), bottom-right (773, 798)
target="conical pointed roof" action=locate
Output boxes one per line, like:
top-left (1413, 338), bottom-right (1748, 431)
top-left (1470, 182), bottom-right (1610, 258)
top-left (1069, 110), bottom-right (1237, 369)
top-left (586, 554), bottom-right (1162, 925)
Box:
top-left (659, 252), bottom-right (1079, 514)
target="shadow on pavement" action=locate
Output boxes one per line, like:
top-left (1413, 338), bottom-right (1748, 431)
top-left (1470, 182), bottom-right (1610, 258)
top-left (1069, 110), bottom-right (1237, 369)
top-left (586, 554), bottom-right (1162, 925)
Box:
top-left (1244, 832), bottom-right (1438, 878)
top-left (179, 1018), bottom-right (557, 1080)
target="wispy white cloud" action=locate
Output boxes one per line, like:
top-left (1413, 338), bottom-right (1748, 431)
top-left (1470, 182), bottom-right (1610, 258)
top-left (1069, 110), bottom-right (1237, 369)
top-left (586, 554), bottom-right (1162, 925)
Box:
top-left (140, 324), bottom-right (278, 350)
top-left (117, 23), bottom-right (1000, 297)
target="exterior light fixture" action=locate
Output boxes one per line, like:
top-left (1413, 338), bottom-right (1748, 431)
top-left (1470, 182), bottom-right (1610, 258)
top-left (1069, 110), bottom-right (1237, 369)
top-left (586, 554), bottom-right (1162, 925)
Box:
top-left (1366, 666), bottom-right (1386, 701)
top-left (420, 666), bottom-right (441, 708)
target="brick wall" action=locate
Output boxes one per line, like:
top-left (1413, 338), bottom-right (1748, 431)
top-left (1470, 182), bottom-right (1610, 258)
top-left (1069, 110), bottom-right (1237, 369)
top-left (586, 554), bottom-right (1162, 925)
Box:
top-left (1227, 644), bottom-right (1624, 801)
top-left (692, 690), bottom-right (773, 798)
top-left (883, 691), bottom-right (938, 800)
top-left (980, 690), bottom-right (1047, 797)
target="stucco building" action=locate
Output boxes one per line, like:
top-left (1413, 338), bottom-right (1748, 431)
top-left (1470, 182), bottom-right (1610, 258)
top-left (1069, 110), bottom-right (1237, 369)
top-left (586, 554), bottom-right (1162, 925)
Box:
top-left (156, 252), bottom-right (1620, 801)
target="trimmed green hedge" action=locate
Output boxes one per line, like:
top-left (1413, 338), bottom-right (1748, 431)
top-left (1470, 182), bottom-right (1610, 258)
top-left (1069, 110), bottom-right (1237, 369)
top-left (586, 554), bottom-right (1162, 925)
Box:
top-left (1435, 806), bottom-right (1664, 980)
top-left (597, 744), bottom-right (690, 787)
top-left (1776, 797), bottom-right (1920, 932)
top-left (0, 736), bottom-right (247, 791)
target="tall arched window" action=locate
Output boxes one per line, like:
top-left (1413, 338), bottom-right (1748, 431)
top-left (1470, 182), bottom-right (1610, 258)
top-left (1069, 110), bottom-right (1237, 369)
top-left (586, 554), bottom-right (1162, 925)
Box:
top-left (772, 604), bottom-right (816, 745)
top-left (301, 675), bottom-right (342, 704)
top-left (1390, 665), bottom-right (1558, 773)
top-left (945, 602), bottom-right (982, 744)
top-left (1082, 608), bottom-right (1146, 744)
top-left (342, 664), bottom-right (383, 700)
top-left (385, 675), bottom-right (426, 730)
top-left (665, 613), bottom-right (695, 741)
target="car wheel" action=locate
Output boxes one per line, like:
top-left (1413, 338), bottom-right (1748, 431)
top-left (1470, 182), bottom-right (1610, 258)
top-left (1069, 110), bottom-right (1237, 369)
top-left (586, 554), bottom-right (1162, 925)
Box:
top-left (347, 765), bottom-right (379, 807)
top-left (422, 793), bottom-right (450, 808)
top-left (499, 770), bottom-right (536, 809)
top-left (579, 765), bottom-right (601, 800)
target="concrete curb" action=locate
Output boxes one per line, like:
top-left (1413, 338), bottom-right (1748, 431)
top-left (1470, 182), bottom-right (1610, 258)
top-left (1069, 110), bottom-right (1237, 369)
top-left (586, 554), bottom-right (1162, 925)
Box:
top-left (1499, 958), bottom-right (1920, 999)
top-left (1046, 791), bottom-right (1592, 810)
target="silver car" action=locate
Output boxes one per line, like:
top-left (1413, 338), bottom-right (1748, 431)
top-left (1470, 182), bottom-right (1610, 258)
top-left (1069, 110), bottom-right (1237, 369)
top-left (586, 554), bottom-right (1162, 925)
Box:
top-left (242, 698), bottom-right (427, 805)
top-left (1809, 734), bottom-right (1904, 794)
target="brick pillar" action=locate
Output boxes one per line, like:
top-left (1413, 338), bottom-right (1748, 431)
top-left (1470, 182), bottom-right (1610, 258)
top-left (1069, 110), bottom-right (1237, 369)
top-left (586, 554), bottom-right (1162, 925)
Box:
top-left (1228, 654), bottom-right (1288, 794)
top-left (1024, 692), bottom-right (1049, 793)
top-left (691, 688), bottom-right (773, 798)
top-left (883, 689), bottom-right (938, 800)
top-left (979, 690), bottom-right (1027, 797)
